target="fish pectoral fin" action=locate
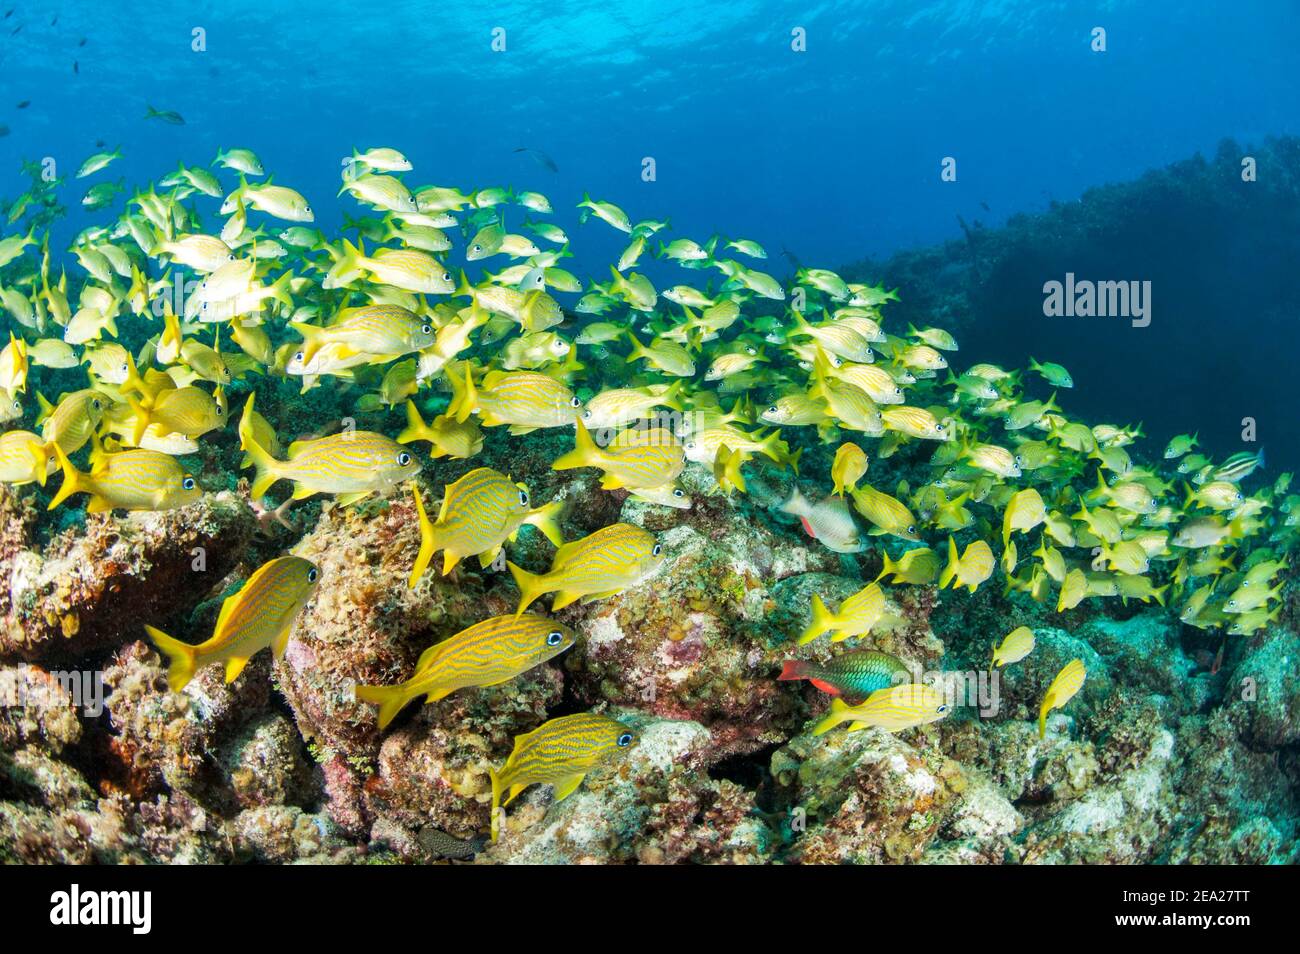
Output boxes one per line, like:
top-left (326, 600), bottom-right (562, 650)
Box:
top-left (503, 782), bottom-right (528, 806)
top-left (549, 589), bottom-right (581, 611)
top-left (477, 546), bottom-right (502, 569)
top-left (86, 496), bottom-right (114, 514)
top-left (551, 773), bottom-right (586, 803)
top-left (580, 589), bottom-right (622, 603)
top-left (224, 655), bottom-right (250, 683)
top-left (291, 484), bottom-right (317, 500)
top-left (270, 626), bottom-right (292, 660)
top-left (335, 491), bottom-right (370, 506)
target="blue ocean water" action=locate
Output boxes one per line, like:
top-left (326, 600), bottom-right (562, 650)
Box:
top-left (2, 1), bottom-right (1298, 460)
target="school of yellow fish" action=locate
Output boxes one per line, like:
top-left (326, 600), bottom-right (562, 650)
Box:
top-left (0, 142), bottom-right (1293, 841)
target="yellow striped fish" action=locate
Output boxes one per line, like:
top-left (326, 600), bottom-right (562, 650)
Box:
top-left (447, 363), bottom-right (581, 435)
top-left (0, 429), bottom-right (53, 486)
top-left (126, 385), bottom-right (226, 445)
top-left (812, 683), bottom-right (951, 735)
top-left (354, 614), bottom-right (576, 729)
top-left (552, 420), bottom-right (685, 490)
top-left (508, 522), bottom-right (665, 614)
top-left (397, 401), bottom-right (484, 460)
top-left (37, 388), bottom-right (105, 454)
top-left (145, 555), bottom-right (320, 690)
top-left (831, 442), bottom-right (868, 495)
top-left (48, 443), bottom-right (201, 512)
top-left (850, 484), bottom-right (920, 541)
top-left (991, 625), bottom-right (1035, 668)
top-left (290, 304), bottom-right (435, 363)
top-left (800, 582), bottom-right (896, 644)
top-left (489, 712), bottom-right (636, 841)
top-left (239, 394), bottom-right (421, 504)
top-left (1038, 658), bottom-right (1086, 738)
top-left (1002, 487), bottom-right (1046, 547)
top-left (939, 536), bottom-right (995, 592)
top-left (409, 469), bottom-right (563, 583)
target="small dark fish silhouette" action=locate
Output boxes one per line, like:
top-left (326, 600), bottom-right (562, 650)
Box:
top-left (9, 24), bottom-right (20, 35)
top-left (95, 139), bottom-right (105, 148)
top-left (2, 10), bottom-right (12, 19)
top-left (513, 146), bottom-right (558, 173)
top-left (417, 826), bottom-right (488, 860)
top-left (72, 61), bottom-right (78, 74)
top-left (16, 100), bottom-right (29, 109)
top-left (0, 125), bottom-right (10, 138)
top-left (145, 104), bottom-right (185, 125)
top-left (78, 36), bottom-right (87, 46)
top-left (51, 14), bottom-right (59, 26)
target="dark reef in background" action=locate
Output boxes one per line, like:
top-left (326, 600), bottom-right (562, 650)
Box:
top-left (843, 137), bottom-right (1300, 472)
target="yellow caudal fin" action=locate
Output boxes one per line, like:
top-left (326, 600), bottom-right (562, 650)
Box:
top-left (551, 419), bottom-right (601, 472)
top-left (124, 392), bottom-right (153, 447)
top-left (446, 361), bottom-right (478, 423)
top-left (46, 444), bottom-right (88, 510)
top-left (237, 393), bottom-right (281, 500)
top-left (875, 552), bottom-right (897, 582)
top-left (798, 593), bottom-right (835, 645)
top-left (506, 561), bottom-right (547, 616)
top-left (397, 399), bottom-right (432, 446)
top-left (354, 682), bottom-right (410, 731)
top-left (811, 697), bottom-right (852, 736)
top-left (144, 624), bottom-right (199, 692)
top-left (408, 482), bottom-right (440, 587)
top-left (524, 499), bottom-right (565, 547)
top-left (938, 535), bottom-right (960, 590)
top-left (288, 320), bottom-right (327, 366)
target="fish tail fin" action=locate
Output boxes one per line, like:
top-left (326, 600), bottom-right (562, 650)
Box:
top-left (812, 697), bottom-right (852, 736)
top-left (506, 561), bottom-right (546, 616)
top-left (552, 419), bottom-right (600, 472)
top-left (34, 390), bottom-right (54, 425)
top-left (778, 659), bottom-right (811, 682)
top-left (876, 552), bottom-right (897, 582)
top-left (524, 499), bottom-right (565, 547)
top-left (397, 399), bottom-right (432, 445)
top-left (237, 393), bottom-right (280, 500)
top-left (446, 361), bottom-right (478, 423)
top-left (799, 594), bottom-right (834, 645)
top-left (46, 444), bottom-right (88, 510)
top-left (1152, 584), bottom-right (1168, 607)
top-left (1038, 695), bottom-right (1052, 739)
top-left (289, 321), bottom-right (326, 365)
top-left (408, 483), bottom-right (440, 587)
top-left (144, 624), bottom-right (198, 692)
top-left (938, 535), bottom-right (960, 589)
top-left (353, 683), bottom-right (408, 731)
top-left (125, 393), bottom-right (153, 447)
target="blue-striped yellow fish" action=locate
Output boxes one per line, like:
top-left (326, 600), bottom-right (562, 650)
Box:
top-left (447, 363), bottom-right (581, 435)
top-left (0, 429), bottom-right (53, 486)
top-left (409, 469), bottom-right (563, 584)
top-left (1038, 658), bottom-right (1086, 738)
top-left (831, 442), bottom-right (868, 496)
top-left (145, 555), bottom-right (320, 690)
top-left (939, 536), bottom-right (995, 592)
top-left (48, 443), bottom-right (200, 512)
top-left (239, 394), bottom-right (420, 504)
top-left (991, 625), bottom-right (1035, 668)
top-left (811, 683), bottom-right (951, 735)
top-left (800, 582), bottom-right (897, 644)
top-left (354, 614), bottom-right (576, 729)
top-left (552, 420), bottom-right (685, 491)
top-left (290, 304), bottom-right (435, 364)
top-left (37, 388), bottom-right (105, 454)
top-left (489, 712), bottom-right (636, 841)
top-left (508, 523), bottom-right (664, 614)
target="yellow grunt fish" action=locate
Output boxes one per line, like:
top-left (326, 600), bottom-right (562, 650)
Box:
top-left (355, 614), bottom-right (576, 729)
top-left (508, 522), bottom-right (664, 614)
top-left (812, 684), bottom-right (951, 735)
top-left (145, 556), bottom-right (320, 690)
top-left (1038, 659), bottom-right (1086, 738)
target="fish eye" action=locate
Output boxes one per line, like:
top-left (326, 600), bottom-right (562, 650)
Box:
top-left (472, 244), bottom-right (481, 253)
top-left (673, 488), bottom-right (684, 498)
top-left (121, 363), bottom-right (128, 372)
top-left (935, 424), bottom-right (945, 432)
top-left (569, 396), bottom-right (581, 408)
top-left (182, 477), bottom-right (196, 490)
top-left (421, 323), bottom-right (432, 334)
top-left (937, 705), bottom-right (950, 714)
top-left (546, 630), bottom-right (564, 646)
top-left (616, 732), bottom-right (634, 747)
top-left (91, 399), bottom-right (102, 410)
top-left (294, 351), bottom-right (304, 361)
top-left (651, 543), bottom-right (663, 557)
top-left (397, 451), bottom-right (413, 466)
top-left (767, 405), bottom-right (778, 414)
top-left (307, 567), bottom-right (319, 583)
top-left (518, 489), bottom-right (529, 505)
top-left (907, 526), bottom-right (916, 534)
top-left (442, 272), bottom-right (451, 281)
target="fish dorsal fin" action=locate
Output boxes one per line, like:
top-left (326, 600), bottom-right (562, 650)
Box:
top-left (414, 638), bottom-right (448, 673)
